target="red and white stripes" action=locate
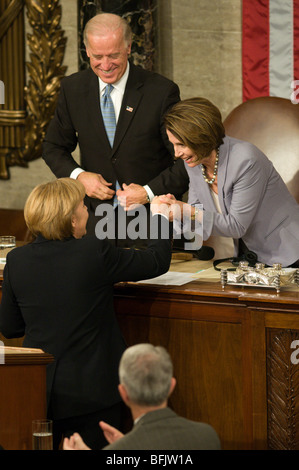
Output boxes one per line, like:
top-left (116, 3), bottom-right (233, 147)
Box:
top-left (242, 0), bottom-right (299, 101)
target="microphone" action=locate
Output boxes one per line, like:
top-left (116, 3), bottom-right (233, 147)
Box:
top-left (192, 246), bottom-right (215, 260)
top-left (172, 246), bottom-right (215, 261)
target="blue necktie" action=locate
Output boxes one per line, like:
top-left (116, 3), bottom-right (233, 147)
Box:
top-left (101, 84), bottom-right (120, 207)
top-left (101, 84), bottom-right (116, 147)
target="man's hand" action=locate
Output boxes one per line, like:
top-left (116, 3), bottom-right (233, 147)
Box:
top-left (116, 183), bottom-right (149, 210)
top-left (63, 433), bottom-right (90, 450)
top-left (99, 421), bottom-right (124, 444)
top-left (63, 421), bottom-right (124, 450)
top-left (78, 171), bottom-right (115, 200)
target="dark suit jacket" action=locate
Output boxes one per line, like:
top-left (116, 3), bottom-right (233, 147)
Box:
top-left (0, 215), bottom-right (171, 420)
top-left (42, 63), bottom-right (189, 221)
top-left (103, 407), bottom-right (221, 450)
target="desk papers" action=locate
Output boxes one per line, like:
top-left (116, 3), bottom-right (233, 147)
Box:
top-left (137, 271), bottom-right (199, 286)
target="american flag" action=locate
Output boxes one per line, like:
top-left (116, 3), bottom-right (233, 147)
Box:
top-left (126, 106), bottom-right (133, 112)
top-left (242, 0), bottom-right (299, 101)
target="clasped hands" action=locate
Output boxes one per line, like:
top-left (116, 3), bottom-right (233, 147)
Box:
top-left (116, 189), bottom-right (186, 222)
top-left (116, 188), bottom-right (188, 222)
top-left (151, 196), bottom-right (199, 223)
top-left (77, 172), bottom-right (148, 208)
top-left (77, 172), bottom-right (190, 220)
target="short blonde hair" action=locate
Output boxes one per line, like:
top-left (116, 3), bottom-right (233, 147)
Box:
top-left (83, 13), bottom-right (132, 48)
top-left (164, 97), bottom-right (225, 159)
top-left (24, 178), bottom-right (86, 240)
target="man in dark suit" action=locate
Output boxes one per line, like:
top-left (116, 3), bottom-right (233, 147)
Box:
top-left (42, 12), bottom-right (189, 240)
top-left (63, 343), bottom-right (221, 450)
top-left (0, 179), bottom-right (172, 450)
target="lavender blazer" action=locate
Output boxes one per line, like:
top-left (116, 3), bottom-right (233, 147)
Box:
top-left (186, 136), bottom-right (299, 266)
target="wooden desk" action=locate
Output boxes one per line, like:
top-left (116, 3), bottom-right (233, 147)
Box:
top-left (2, 257), bottom-right (299, 449)
top-left (0, 348), bottom-right (54, 450)
top-left (113, 259), bottom-right (299, 450)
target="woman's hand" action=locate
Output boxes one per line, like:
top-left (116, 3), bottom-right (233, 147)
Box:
top-left (157, 194), bottom-right (193, 221)
top-left (150, 195), bottom-right (172, 219)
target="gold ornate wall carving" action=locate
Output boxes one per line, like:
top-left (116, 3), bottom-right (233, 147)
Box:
top-left (78, 1), bottom-right (157, 71)
top-left (0, 0), bottom-right (67, 179)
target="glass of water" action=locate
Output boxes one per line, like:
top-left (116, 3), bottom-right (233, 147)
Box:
top-left (0, 236), bottom-right (16, 250)
top-left (32, 419), bottom-right (53, 450)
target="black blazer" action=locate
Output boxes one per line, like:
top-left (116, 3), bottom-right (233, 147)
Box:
top-left (42, 63), bottom-right (189, 215)
top-left (0, 215), bottom-right (171, 420)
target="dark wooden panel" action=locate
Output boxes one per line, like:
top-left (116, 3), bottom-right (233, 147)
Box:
top-left (0, 334), bottom-right (23, 347)
top-left (249, 309), bottom-right (268, 449)
top-left (266, 328), bottom-right (299, 450)
top-left (0, 365), bottom-right (46, 450)
top-left (0, 209), bottom-right (32, 241)
top-left (0, 352), bottom-right (53, 450)
top-left (117, 305), bottom-right (252, 450)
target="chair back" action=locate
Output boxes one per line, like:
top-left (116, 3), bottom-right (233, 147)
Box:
top-left (223, 96), bottom-right (299, 203)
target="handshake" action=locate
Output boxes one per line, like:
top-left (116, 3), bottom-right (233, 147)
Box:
top-left (77, 174), bottom-right (200, 223)
top-left (150, 195), bottom-right (200, 223)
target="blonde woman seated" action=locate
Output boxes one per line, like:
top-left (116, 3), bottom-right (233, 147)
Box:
top-left (160, 97), bottom-right (299, 268)
top-left (0, 178), bottom-right (171, 450)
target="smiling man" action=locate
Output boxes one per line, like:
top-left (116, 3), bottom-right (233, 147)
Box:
top-left (42, 13), bottom-right (188, 242)
top-left (85, 15), bottom-right (131, 85)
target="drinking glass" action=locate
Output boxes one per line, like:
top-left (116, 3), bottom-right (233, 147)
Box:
top-left (0, 236), bottom-right (16, 250)
top-left (32, 419), bottom-right (53, 450)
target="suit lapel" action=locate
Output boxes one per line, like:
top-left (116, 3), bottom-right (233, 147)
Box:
top-left (112, 64), bottom-right (143, 155)
top-left (195, 166), bottom-right (215, 210)
top-left (85, 64), bottom-right (146, 156)
top-left (197, 139), bottom-right (231, 215)
top-left (217, 137), bottom-right (230, 214)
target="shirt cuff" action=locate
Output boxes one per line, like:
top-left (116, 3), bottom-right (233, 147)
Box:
top-left (143, 185), bottom-right (155, 202)
top-left (153, 212), bottom-right (169, 221)
top-left (70, 168), bottom-right (85, 179)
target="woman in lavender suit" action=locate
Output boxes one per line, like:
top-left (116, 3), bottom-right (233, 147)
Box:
top-left (160, 97), bottom-right (299, 267)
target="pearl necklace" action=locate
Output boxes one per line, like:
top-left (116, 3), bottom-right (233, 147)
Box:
top-left (201, 148), bottom-right (219, 184)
